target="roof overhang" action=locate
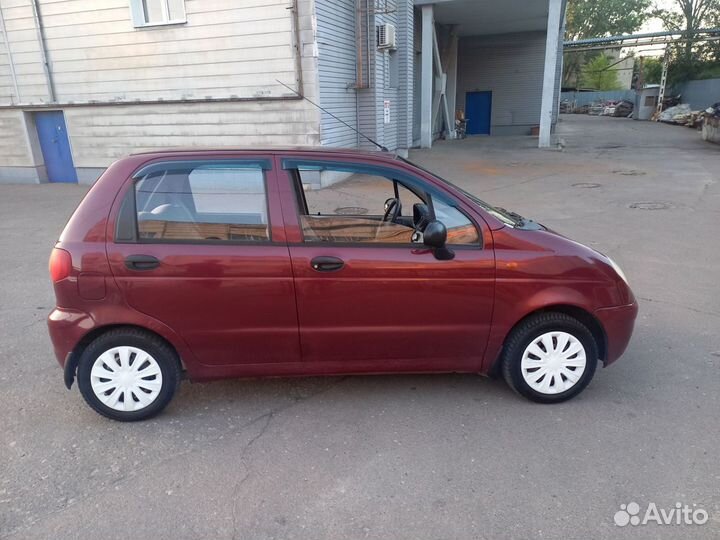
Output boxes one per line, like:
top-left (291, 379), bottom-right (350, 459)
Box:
top-left (414, 0), bottom-right (549, 36)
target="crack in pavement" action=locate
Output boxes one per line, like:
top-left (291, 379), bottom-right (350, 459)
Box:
top-left (637, 296), bottom-right (720, 319)
top-left (229, 376), bottom-right (348, 540)
top-left (230, 412), bottom-right (274, 540)
top-left (1, 376), bottom-right (348, 540)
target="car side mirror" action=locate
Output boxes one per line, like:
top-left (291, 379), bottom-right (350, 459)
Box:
top-left (423, 220), bottom-right (455, 260)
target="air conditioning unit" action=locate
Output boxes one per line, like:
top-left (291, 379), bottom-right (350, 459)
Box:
top-left (377, 24), bottom-right (397, 50)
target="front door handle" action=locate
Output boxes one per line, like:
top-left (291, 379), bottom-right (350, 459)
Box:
top-left (311, 256), bottom-right (345, 273)
top-left (125, 254), bottom-right (160, 271)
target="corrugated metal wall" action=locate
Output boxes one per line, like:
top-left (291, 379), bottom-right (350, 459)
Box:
top-left (678, 78), bottom-right (720, 110)
top-left (315, 0), bottom-right (409, 152)
top-left (457, 31), bottom-right (547, 135)
top-left (316, 0), bottom-right (358, 147)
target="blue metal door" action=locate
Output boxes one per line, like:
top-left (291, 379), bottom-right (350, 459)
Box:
top-left (465, 91), bottom-right (492, 135)
top-left (35, 111), bottom-right (77, 183)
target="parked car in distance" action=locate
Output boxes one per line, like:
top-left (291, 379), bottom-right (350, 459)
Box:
top-left (48, 148), bottom-right (638, 421)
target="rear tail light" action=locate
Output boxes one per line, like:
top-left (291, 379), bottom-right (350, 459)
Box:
top-left (49, 248), bottom-right (72, 282)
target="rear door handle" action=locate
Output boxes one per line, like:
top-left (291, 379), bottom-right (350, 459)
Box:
top-left (125, 254), bottom-right (160, 271)
top-left (311, 256), bottom-right (345, 273)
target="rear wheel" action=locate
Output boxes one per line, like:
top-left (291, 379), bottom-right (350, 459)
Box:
top-left (501, 313), bottom-right (598, 403)
top-left (77, 328), bottom-right (181, 421)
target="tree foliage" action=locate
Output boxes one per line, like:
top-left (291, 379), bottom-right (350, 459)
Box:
top-left (651, 0), bottom-right (720, 84)
top-left (580, 54), bottom-right (623, 90)
top-left (651, 0), bottom-right (720, 60)
top-left (565, 0), bottom-right (652, 41)
top-left (563, 0), bottom-right (653, 88)
top-left (640, 57), bottom-right (664, 85)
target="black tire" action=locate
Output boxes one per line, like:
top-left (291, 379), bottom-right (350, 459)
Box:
top-left (501, 312), bottom-right (598, 403)
top-left (76, 328), bottom-right (181, 421)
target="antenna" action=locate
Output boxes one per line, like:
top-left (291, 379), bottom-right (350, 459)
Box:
top-left (276, 80), bottom-right (389, 152)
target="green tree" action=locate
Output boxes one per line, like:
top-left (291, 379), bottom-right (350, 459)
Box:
top-left (652, 0), bottom-right (720, 61)
top-left (580, 54), bottom-right (623, 90)
top-left (563, 0), bottom-right (652, 87)
top-left (641, 57), bottom-right (664, 84)
top-left (650, 0), bottom-right (720, 84)
top-left (565, 0), bottom-right (652, 41)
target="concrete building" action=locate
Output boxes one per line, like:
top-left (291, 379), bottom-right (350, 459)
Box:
top-left (0, 0), bottom-right (565, 184)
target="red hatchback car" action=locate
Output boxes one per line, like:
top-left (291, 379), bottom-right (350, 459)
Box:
top-left (48, 148), bottom-right (637, 421)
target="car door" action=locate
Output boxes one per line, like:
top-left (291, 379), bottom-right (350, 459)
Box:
top-left (107, 156), bottom-right (300, 368)
top-left (276, 155), bottom-right (495, 373)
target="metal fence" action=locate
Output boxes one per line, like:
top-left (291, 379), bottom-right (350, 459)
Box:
top-left (560, 90), bottom-right (636, 108)
top-left (678, 78), bottom-right (720, 110)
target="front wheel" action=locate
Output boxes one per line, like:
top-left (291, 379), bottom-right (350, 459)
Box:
top-left (501, 313), bottom-right (598, 403)
top-left (76, 328), bottom-right (181, 421)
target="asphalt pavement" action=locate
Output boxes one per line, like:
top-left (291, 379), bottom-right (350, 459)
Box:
top-left (0, 115), bottom-right (718, 539)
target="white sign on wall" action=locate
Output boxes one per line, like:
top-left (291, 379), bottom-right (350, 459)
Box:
top-left (383, 100), bottom-right (391, 124)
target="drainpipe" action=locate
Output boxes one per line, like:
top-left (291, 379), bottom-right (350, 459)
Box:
top-left (0, 4), bottom-right (20, 103)
top-left (31, 0), bottom-right (56, 102)
top-left (288, 0), bottom-right (304, 96)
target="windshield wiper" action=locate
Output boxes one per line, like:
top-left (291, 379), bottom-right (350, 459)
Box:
top-left (496, 207), bottom-right (526, 226)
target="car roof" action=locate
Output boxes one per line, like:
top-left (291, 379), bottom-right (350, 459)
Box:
top-left (129, 146), bottom-right (402, 162)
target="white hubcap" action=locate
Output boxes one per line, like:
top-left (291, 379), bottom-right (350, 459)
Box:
top-left (90, 346), bottom-right (163, 412)
top-left (520, 332), bottom-right (587, 395)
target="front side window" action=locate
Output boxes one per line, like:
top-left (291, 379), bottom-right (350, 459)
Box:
top-left (134, 162), bottom-right (269, 243)
top-left (130, 0), bottom-right (186, 27)
top-left (291, 163), bottom-right (479, 246)
top-left (433, 197), bottom-right (481, 245)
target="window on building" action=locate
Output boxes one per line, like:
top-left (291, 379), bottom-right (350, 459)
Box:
top-left (134, 162), bottom-right (269, 243)
top-left (130, 0), bottom-right (186, 27)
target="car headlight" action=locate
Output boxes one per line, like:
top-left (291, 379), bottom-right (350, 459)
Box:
top-left (607, 257), bottom-right (629, 285)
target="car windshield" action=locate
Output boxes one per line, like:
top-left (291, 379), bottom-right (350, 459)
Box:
top-left (398, 157), bottom-right (523, 227)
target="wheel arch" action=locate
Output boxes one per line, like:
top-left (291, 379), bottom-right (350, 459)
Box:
top-left (64, 324), bottom-right (185, 389)
top-left (488, 304), bottom-right (607, 376)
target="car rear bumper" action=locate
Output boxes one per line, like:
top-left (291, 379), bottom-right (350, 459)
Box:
top-left (47, 307), bottom-right (94, 368)
top-left (595, 301), bottom-right (638, 366)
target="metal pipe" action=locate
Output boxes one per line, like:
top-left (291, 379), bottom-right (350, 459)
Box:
top-left (355, 0), bottom-right (365, 88)
top-left (565, 27), bottom-right (720, 47)
top-left (288, 0), bottom-right (304, 96)
top-left (565, 35), bottom-right (720, 54)
top-left (31, 0), bottom-right (55, 102)
top-left (0, 3), bottom-right (20, 103)
top-left (365, 0), bottom-right (372, 87)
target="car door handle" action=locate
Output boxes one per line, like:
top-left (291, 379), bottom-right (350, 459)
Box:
top-left (125, 254), bottom-right (160, 271)
top-left (311, 256), bottom-right (345, 273)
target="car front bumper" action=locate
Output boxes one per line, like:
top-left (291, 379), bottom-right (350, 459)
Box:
top-left (595, 301), bottom-right (639, 366)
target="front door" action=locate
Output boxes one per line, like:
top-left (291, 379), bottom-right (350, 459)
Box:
top-left (107, 157), bottom-right (300, 368)
top-left (277, 157), bottom-right (495, 373)
top-left (35, 111), bottom-right (78, 183)
top-left (466, 91), bottom-right (492, 135)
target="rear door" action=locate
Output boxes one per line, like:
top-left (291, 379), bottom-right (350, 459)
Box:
top-left (107, 156), bottom-right (300, 368)
top-left (277, 156), bottom-right (495, 373)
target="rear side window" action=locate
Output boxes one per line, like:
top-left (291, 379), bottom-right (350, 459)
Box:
top-left (133, 162), bottom-right (269, 243)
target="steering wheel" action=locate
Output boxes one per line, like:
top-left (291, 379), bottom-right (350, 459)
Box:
top-left (383, 197), bottom-right (401, 222)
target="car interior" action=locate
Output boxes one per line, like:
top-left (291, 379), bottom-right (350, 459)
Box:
top-left (135, 167), bottom-right (270, 242)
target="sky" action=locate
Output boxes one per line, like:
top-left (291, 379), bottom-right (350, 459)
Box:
top-left (641, 0), bottom-right (679, 32)
top-left (631, 0), bottom-right (682, 56)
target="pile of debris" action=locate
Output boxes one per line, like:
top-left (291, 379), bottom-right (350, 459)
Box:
top-left (586, 99), bottom-right (634, 117)
top-left (657, 104), bottom-right (705, 128)
top-left (702, 102), bottom-right (720, 144)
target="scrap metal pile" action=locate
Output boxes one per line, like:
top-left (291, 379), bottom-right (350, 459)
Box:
top-left (561, 99), bottom-right (634, 117)
top-left (701, 103), bottom-right (720, 144)
top-left (657, 104), bottom-right (705, 128)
